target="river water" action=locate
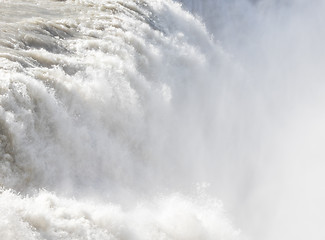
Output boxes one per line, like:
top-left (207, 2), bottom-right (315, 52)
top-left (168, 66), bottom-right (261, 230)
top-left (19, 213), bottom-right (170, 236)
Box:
top-left (1, 0), bottom-right (325, 239)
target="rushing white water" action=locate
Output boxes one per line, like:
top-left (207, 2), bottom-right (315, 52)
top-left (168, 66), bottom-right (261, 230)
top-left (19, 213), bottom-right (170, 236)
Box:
top-left (1, 0), bottom-right (325, 239)
top-left (0, 0), bottom-right (239, 239)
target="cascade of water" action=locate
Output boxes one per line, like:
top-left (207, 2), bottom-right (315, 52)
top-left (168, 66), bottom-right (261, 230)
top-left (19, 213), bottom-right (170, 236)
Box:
top-left (1, 0), bottom-right (325, 239)
top-left (0, 0), bottom-right (240, 239)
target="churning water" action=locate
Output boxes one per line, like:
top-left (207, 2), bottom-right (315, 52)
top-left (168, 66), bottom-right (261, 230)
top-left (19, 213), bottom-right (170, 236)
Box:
top-left (1, 0), bottom-right (325, 239)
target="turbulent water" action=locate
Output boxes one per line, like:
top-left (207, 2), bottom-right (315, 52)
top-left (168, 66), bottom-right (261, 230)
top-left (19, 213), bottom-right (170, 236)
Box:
top-left (1, 0), bottom-right (325, 239)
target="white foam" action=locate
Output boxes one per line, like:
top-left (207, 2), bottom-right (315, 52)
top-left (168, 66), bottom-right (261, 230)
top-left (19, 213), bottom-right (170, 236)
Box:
top-left (0, 0), bottom-right (239, 239)
top-left (0, 189), bottom-right (239, 240)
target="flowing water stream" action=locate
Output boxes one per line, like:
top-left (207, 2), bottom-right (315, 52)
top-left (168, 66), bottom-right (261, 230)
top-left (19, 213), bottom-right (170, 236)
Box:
top-left (1, 0), bottom-right (325, 239)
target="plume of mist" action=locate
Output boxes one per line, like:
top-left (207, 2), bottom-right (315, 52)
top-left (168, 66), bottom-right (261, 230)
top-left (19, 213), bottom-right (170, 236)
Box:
top-left (179, 0), bottom-right (325, 239)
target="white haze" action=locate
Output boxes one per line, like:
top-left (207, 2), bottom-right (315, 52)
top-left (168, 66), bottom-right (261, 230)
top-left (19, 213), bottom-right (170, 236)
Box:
top-left (180, 0), bottom-right (325, 239)
top-left (0, 0), bottom-right (325, 239)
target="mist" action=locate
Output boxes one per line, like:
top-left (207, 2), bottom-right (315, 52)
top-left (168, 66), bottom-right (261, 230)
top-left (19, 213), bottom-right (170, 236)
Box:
top-left (179, 0), bottom-right (325, 239)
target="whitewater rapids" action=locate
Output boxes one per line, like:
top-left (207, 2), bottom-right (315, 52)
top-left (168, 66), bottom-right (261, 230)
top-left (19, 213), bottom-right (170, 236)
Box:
top-left (2, 0), bottom-right (325, 239)
top-left (0, 0), bottom-right (239, 239)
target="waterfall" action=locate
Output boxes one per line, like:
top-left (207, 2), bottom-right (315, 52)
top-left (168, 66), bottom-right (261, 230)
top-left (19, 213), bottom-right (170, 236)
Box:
top-left (1, 0), bottom-right (325, 239)
top-left (0, 0), bottom-right (238, 239)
